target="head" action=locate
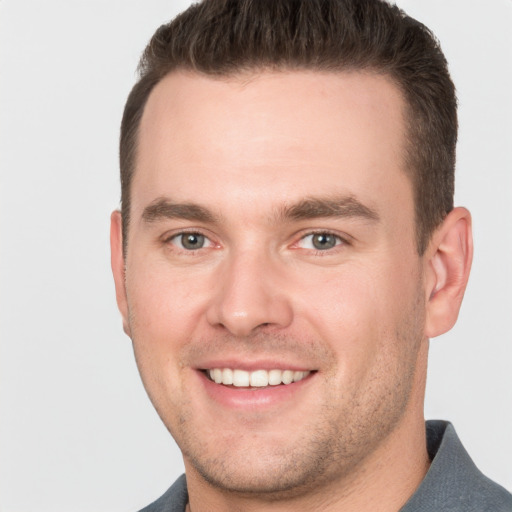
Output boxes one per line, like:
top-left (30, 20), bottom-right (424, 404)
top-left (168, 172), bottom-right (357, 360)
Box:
top-left (120, 0), bottom-right (458, 257)
top-left (111, 0), bottom-right (472, 506)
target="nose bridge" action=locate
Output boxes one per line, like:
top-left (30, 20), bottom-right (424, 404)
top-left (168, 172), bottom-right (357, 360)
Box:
top-left (206, 244), bottom-right (293, 336)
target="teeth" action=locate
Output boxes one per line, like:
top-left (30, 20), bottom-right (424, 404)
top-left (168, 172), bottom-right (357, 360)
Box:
top-left (207, 368), bottom-right (311, 387)
top-left (222, 368), bottom-right (233, 385)
top-left (233, 369), bottom-right (250, 387)
top-left (250, 370), bottom-right (268, 387)
top-left (268, 369), bottom-right (282, 386)
top-left (295, 370), bottom-right (309, 382)
top-left (282, 370), bottom-right (294, 385)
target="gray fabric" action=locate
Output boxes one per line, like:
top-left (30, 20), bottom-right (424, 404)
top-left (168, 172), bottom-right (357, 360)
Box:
top-left (400, 421), bottom-right (512, 511)
top-left (139, 421), bottom-right (512, 511)
top-left (138, 474), bottom-right (188, 512)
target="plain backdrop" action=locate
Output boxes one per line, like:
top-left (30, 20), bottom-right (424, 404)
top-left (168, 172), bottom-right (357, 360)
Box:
top-left (1, 1), bottom-right (511, 511)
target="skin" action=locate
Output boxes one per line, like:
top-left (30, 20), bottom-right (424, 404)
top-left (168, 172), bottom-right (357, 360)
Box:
top-left (111, 70), bottom-right (472, 511)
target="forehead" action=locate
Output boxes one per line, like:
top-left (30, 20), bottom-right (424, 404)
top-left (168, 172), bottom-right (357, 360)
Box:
top-left (133, 70), bottom-right (411, 223)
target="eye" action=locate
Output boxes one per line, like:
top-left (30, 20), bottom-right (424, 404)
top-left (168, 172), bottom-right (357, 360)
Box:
top-left (170, 232), bottom-right (212, 250)
top-left (298, 232), bottom-right (343, 251)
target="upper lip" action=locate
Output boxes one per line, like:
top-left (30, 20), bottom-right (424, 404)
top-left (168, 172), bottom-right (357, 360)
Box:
top-left (193, 357), bottom-right (315, 372)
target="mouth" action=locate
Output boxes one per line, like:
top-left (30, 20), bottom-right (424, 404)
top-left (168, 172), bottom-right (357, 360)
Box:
top-left (203, 368), bottom-right (313, 388)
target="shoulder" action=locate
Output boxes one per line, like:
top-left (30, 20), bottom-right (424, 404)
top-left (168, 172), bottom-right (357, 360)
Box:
top-left (138, 474), bottom-right (188, 512)
top-left (401, 421), bottom-right (512, 512)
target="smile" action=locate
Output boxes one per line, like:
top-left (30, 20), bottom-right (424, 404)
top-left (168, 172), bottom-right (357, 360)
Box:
top-left (205, 368), bottom-right (312, 387)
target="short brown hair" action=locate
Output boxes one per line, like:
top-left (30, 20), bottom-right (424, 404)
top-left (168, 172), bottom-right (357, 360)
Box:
top-left (120, 0), bottom-right (457, 255)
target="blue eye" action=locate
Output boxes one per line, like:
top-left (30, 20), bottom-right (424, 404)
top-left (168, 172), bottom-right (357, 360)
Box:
top-left (171, 233), bottom-right (211, 250)
top-left (299, 233), bottom-right (342, 251)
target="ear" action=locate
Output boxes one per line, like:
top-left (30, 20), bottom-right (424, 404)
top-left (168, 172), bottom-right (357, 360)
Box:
top-left (110, 210), bottom-right (132, 337)
top-left (424, 207), bottom-right (473, 338)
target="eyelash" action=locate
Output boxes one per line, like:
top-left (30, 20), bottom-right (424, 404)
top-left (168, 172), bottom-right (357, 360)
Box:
top-left (163, 229), bottom-right (350, 254)
top-left (293, 230), bottom-right (349, 255)
top-left (164, 230), bottom-right (215, 253)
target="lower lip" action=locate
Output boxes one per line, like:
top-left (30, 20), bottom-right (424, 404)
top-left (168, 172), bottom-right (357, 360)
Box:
top-left (197, 371), bottom-right (315, 409)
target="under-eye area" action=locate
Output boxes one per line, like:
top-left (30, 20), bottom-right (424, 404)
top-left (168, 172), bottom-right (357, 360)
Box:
top-left (203, 368), bottom-right (314, 388)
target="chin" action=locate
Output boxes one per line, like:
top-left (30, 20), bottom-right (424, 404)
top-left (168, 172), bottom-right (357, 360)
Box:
top-left (178, 416), bottom-right (358, 500)
top-left (185, 448), bottom-right (334, 499)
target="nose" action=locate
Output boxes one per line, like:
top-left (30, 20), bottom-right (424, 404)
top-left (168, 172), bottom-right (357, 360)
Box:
top-left (205, 250), bottom-right (294, 337)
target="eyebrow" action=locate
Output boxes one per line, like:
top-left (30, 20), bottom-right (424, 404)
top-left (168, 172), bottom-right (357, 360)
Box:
top-left (141, 197), bottom-right (217, 224)
top-left (276, 195), bottom-right (380, 223)
top-left (141, 194), bottom-right (379, 226)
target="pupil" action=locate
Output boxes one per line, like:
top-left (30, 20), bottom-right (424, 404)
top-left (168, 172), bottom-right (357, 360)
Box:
top-left (313, 233), bottom-right (336, 250)
top-left (183, 233), bottom-right (204, 250)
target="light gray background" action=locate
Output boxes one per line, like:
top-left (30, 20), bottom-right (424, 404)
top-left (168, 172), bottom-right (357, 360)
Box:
top-left (1, 1), bottom-right (511, 511)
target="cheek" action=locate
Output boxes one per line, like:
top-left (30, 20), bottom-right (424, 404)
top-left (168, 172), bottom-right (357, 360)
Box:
top-left (286, 268), bottom-right (372, 390)
top-left (125, 271), bottom-right (197, 425)
top-left (127, 257), bottom-right (209, 337)
top-left (124, 261), bottom-right (210, 392)
top-left (293, 259), bottom-right (422, 374)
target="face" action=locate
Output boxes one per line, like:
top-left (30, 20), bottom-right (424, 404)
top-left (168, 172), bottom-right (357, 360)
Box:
top-left (113, 70), bottom-right (430, 497)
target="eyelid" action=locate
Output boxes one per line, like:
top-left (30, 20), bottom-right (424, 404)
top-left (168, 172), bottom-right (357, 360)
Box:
top-left (162, 228), bottom-right (218, 250)
top-left (293, 229), bottom-right (351, 251)
top-left (160, 227), bottom-right (351, 252)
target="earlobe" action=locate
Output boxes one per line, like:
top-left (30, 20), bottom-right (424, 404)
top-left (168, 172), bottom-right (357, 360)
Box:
top-left (110, 210), bottom-right (132, 337)
top-left (424, 207), bottom-right (473, 338)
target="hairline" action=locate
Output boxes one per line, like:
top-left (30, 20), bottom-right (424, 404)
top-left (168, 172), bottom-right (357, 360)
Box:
top-left (122, 65), bottom-right (438, 257)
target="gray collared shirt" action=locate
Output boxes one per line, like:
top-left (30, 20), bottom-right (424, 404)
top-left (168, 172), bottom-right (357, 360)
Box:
top-left (400, 420), bottom-right (512, 511)
top-left (140, 420), bottom-right (512, 511)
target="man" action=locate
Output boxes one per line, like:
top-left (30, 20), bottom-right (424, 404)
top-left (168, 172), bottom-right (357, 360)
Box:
top-left (110, 0), bottom-right (512, 510)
